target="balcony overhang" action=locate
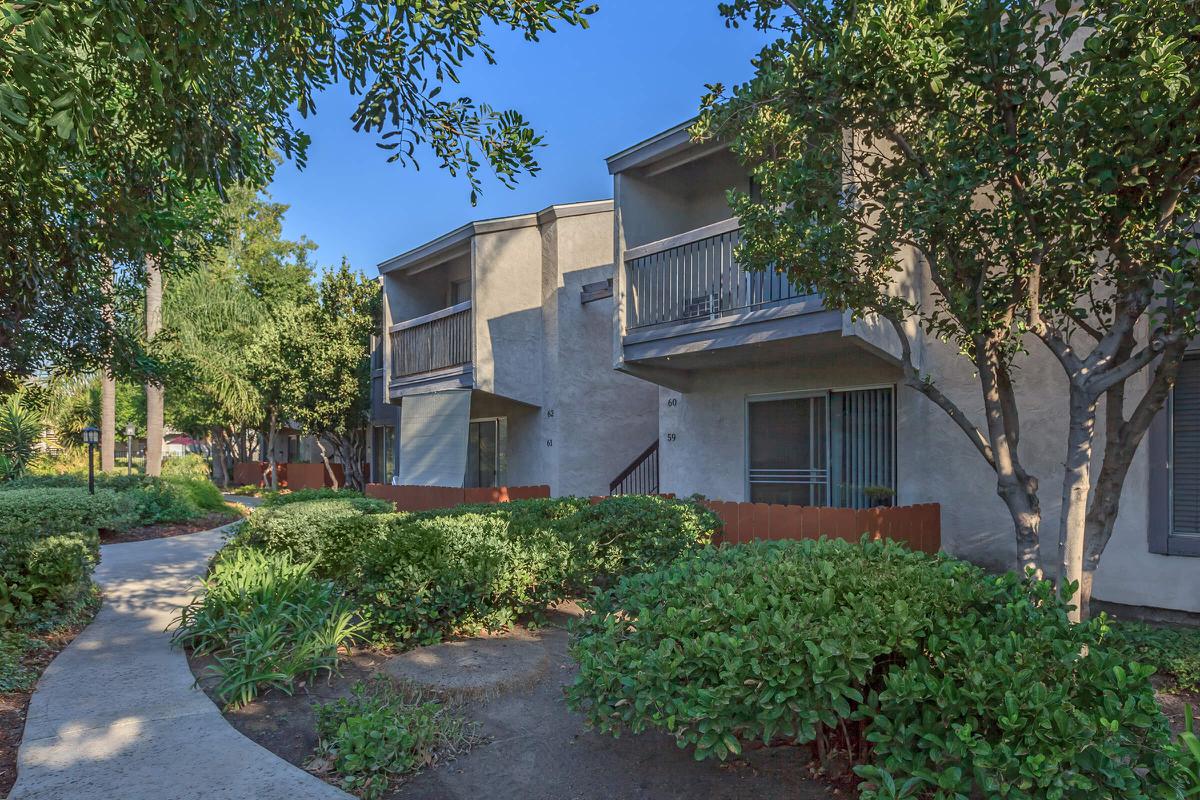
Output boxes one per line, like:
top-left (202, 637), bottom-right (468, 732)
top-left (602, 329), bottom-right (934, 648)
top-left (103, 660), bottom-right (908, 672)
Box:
top-left (389, 364), bottom-right (475, 400)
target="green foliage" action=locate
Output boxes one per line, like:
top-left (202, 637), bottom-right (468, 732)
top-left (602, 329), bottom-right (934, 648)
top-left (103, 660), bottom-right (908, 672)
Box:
top-left (0, 531), bottom-right (99, 627)
top-left (0, 474), bottom-right (230, 526)
top-left (0, 393), bottom-right (41, 480)
top-left (230, 495), bottom-right (718, 648)
top-left (1106, 621), bottom-right (1200, 694)
top-left (161, 454), bottom-right (211, 480)
top-left (860, 577), bottom-right (1178, 799)
top-left (1, 0), bottom-right (596, 388)
top-left (355, 509), bottom-right (575, 644)
top-left (232, 497), bottom-right (394, 579)
top-left (567, 539), bottom-right (1184, 797)
top-left (172, 548), bottom-right (365, 708)
top-left (314, 677), bottom-right (480, 800)
top-left (261, 488), bottom-right (366, 508)
top-left (0, 587), bottom-right (100, 692)
top-left (1176, 706), bottom-right (1200, 798)
top-left (0, 487), bottom-right (136, 536)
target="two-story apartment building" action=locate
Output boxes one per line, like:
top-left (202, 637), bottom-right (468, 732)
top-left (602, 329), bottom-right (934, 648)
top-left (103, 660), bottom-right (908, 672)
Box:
top-left (371, 200), bottom-right (659, 497)
top-left (608, 121), bottom-right (1199, 615)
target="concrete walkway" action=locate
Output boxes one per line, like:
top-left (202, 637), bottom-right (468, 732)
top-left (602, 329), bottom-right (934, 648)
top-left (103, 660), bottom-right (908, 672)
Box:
top-left (10, 526), bottom-right (350, 800)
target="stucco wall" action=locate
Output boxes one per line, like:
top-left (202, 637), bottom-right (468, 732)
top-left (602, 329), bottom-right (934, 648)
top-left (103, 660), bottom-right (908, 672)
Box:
top-left (472, 227), bottom-right (544, 407)
top-left (542, 210), bottom-right (660, 497)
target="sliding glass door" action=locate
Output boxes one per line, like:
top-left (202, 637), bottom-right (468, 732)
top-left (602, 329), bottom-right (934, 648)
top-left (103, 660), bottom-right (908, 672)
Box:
top-left (748, 387), bottom-right (895, 508)
top-left (465, 418), bottom-right (507, 489)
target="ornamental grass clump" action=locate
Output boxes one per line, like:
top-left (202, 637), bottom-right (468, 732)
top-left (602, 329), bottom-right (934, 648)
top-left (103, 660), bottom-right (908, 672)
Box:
top-left (568, 538), bottom-right (1186, 799)
top-left (172, 548), bottom-right (365, 707)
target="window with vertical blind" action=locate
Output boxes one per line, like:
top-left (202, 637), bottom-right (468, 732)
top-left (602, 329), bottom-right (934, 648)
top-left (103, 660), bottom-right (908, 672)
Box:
top-left (1152, 355), bottom-right (1200, 556)
top-left (747, 387), bottom-right (895, 509)
top-left (465, 418), bottom-right (507, 489)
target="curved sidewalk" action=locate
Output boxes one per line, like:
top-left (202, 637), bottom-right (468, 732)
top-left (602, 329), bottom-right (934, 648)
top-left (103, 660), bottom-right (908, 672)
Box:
top-left (10, 525), bottom-right (350, 800)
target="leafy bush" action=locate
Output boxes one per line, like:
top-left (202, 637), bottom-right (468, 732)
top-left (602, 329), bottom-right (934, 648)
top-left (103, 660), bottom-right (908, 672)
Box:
top-left (567, 539), bottom-right (1183, 799)
top-left (167, 476), bottom-right (228, 513)
top-left (0, 587), bottom-right (100, 691)
top-left (162, 454), bottom-right (212, 480)
top-left (261, 487), bottom-right (365, 508)
top-left (0, 530), bottom-right (99, 625)
top-left (0, 487), bottom-right (136, 536)
top-left (859, 576), bottom-right (1178, 799)
top-left (1106, 620), bottom-right (1200, 693)
top-left (355, 509), bottom-right (574, 644)
top-left (314, 676), bottom-right (480, 799)
top-left (232, 497), bottom-right (394, 578)
top-left (172, 548), bottom-right (365, 707)
top-left (0, 394), bottom-right (41, 480)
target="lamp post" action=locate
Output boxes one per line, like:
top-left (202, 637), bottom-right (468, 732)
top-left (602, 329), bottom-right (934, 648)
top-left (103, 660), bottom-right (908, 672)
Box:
top-left (81, 426), bottom-right (100, 495)
top-left (125, 423), bottom-right (136, 476)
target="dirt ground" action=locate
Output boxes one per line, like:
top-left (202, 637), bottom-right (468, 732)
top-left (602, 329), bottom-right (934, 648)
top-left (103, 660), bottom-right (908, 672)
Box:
top-left (100, 511), bottom-right (242, 545)
top-left (192, 626), bottom-right (835, 800)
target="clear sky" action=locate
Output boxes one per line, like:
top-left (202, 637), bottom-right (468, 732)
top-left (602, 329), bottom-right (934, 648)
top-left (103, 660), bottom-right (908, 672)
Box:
top-left (266, 0), bottom-right (771, 277)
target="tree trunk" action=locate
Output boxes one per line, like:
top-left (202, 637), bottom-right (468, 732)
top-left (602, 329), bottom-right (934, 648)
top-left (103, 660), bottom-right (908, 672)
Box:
top-left (100, 372), bottom-right (116, 472)
top-left (211, 427), bottom-right (228, 488)
top-left (315, 437), bottom-right (340, 490)
top-left (1055, 390), bottom-right (1098, 622)
top-left (144, 256), bottom-right (164, 477)
top-left (266, 411), bottom-right (278, 490)
top-left (100, 263), bottom-right (116, 472)
top-left (336, 431), bottom-right (367, 492)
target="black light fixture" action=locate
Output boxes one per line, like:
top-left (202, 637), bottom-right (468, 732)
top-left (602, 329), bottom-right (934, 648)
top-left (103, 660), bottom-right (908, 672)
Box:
top-left (124, 423), bottom-right (137, 476)
top-left (81, 426), bottom-right (100, 495)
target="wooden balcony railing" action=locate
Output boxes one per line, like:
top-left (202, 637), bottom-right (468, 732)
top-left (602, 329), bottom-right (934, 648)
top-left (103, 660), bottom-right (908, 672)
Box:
top-left (389, 301), bottom-right (472, 379)
top-left (625, 219), bottom-right (811, 330)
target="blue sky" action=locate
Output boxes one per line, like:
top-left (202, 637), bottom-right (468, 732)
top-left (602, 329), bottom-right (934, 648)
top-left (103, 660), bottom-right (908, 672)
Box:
top-left (267, 1), bottom-right (771, 276)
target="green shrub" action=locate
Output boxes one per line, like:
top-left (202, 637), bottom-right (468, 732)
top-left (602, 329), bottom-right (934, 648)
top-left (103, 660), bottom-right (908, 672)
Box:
top-left (314, 676), bottom-right (480, 800)
top-left (0, 487), bottom-right (136, 536)
top-left (261, 487), bottom-right (365, 508)
top-left (0, 531), bottom-right (99, 625)
top-left (561, 494), bottom-right (718, 587)
top-left (232, 497), bottom-right (394, 578)
top-left (859, 575), bottom-right (1179, 799)
top-left (0, 587), bottom-right (100, 691)
top-left (172, 548), bottom-right (365, 707)
top-left (568, 538), bottom-right (979, 761)
top-left (567, 538), bottom-right (1184, 798)
top-left (161, 453), bottom-right (211, 480)
top-left (1106, 620), bottom-right (1200, 693)
top-left (166, 476), bottom-right (228, 513)
top-left (355, 509), bottom-right (574, 644)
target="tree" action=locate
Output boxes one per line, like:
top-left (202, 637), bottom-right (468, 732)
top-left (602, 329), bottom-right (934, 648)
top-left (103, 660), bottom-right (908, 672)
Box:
top-left (289, 261), bottom-right (381, 491)
top-left (144, 258), bottom-right (165, 477)
top-left (0, 393), bottom-right (42, 480)
top-left (0, 0), bottom-right (597, 389)
top-left (245, 310), bottom-right (307, 491)
top-left (702, 0), bottom-right (1200, 619)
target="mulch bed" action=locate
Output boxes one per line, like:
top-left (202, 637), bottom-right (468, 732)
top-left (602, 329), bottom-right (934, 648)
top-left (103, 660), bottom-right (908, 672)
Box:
top-left (0, 609), bottom-right (100, 796)
top-left (99, 511), bottom-right (243, 545)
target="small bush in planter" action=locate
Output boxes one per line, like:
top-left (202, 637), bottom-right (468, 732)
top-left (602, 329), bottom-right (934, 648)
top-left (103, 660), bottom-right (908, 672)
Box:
top-left (261, 487), bottom-right (366, 508)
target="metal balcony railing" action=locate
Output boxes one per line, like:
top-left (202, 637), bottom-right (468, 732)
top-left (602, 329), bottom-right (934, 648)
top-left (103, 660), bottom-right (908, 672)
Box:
top-left (625, 219), bottom-right (810, 330)
top-left (389, 301), bottom-right (472, 379)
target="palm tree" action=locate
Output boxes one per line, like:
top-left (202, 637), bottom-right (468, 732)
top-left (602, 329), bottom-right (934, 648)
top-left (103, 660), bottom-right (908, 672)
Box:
top-left (145, 255), bottom-right (164, 476)
top-left (0, 393), bottom-right (42, 479)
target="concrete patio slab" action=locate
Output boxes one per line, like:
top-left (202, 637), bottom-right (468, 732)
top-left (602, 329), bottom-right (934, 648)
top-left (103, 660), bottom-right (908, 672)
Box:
top-left (9, 525), bottom-right (350, 800)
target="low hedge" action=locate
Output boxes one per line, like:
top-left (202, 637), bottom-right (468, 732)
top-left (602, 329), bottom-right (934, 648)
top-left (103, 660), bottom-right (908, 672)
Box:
top-left (0, 487), bottom-right (137, 536)
top-left (0, 530), bottom-right (98, 625)
top-left (2, 474), bottom-right (228, 525)
top-left (261, 487), bottom-right (366, 508)
top-left (566, 538), bottom-right (1185, 799)
top-left (229, 495), bottom-right (720, 647)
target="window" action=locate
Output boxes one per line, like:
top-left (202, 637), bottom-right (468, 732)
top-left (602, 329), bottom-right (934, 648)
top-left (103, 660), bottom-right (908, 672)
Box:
top-left (465, 418), bottom-right (507, 488)
top-left (1152, 355), bottom-right (1200, 556)
top-left (373, 426), bottom-right (395, 484)
top-left (748, 387), bottom-right (895, 509)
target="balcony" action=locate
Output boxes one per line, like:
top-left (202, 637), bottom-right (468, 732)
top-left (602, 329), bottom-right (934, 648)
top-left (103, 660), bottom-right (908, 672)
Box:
top-left (388, 301), bottom-right (474, 395)
top-left (620, 219), bottom-right (839, 367)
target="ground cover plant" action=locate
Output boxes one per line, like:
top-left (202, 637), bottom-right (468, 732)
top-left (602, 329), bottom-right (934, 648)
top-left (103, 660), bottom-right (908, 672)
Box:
top-left (311, 676), bottom-right (481, 800)
top-left (567, 538), bottom-right (1189, 799)
top-left (1107, 621), bottom-right (1200, 694)
top-left (172, 548), bottom-right (366, 708)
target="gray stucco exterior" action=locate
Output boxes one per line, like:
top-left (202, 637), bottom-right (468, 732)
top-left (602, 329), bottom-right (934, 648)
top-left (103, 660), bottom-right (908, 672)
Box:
top-left (609, 122), bottom-right (1199, 614)
top-left (375, 201), bottom-right (659, 497)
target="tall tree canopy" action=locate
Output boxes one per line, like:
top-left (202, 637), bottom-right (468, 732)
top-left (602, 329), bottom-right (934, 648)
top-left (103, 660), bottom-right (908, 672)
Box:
top-left (0, 0), bottom-right (597, 388)
top-left (702, 0), bottom-right (1200, 618)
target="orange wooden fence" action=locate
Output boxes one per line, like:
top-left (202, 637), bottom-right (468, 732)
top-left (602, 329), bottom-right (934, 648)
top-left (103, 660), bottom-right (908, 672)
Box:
top-left (365, 484), bottom-right (551, 512)
top-left (701, 501), bottom-right (940, 553)
top-left (233, 461), bottom-right (357, 491)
